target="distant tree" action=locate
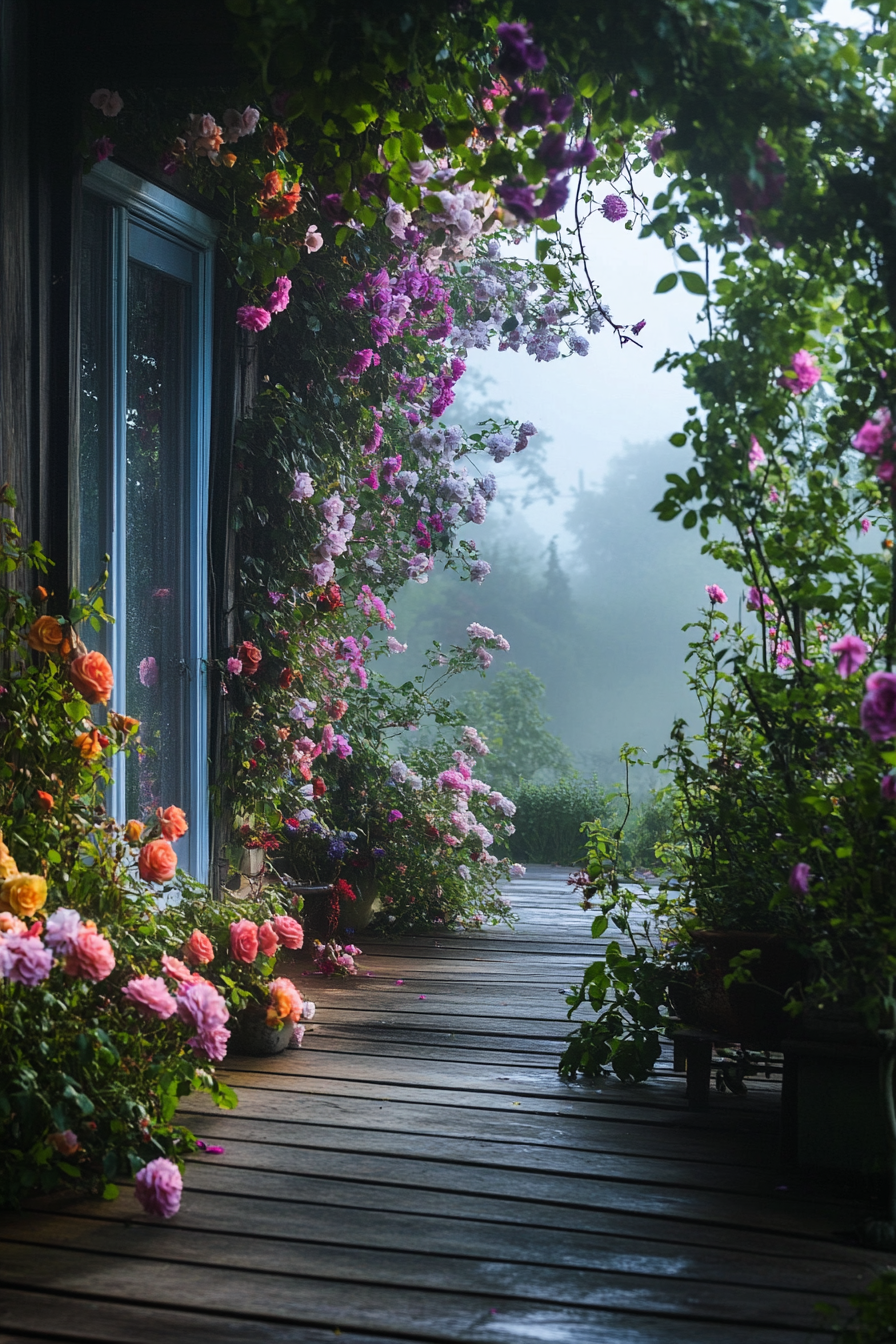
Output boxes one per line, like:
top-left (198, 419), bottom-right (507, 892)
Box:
top-left (455, 664), bottom-right (575, 794)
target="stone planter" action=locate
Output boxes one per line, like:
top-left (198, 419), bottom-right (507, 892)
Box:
top-left (239, 846), bottom-right (265, 879)
top-left (226, 1006), bottom-right (294, 1057)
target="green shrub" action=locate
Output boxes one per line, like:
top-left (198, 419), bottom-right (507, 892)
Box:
top-left (503, 777), bottom-right (673, 868)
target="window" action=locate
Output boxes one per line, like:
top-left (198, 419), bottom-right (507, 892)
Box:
top-left (78, 163), bottom-right (216, 880)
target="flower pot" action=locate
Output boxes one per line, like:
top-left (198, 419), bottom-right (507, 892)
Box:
top-left (239, 846), bottom-right (265, 878)
top-left (340, 872), bottom-right (380, 933)
top-left (781, 1008), bottom-right (892, 1174)
top-left (294, 885), bottom-right (339, 943)
top-left (226, 1006), bottom-right (294, 1057)
top-left (668, 930), bottom-right (806, 1050)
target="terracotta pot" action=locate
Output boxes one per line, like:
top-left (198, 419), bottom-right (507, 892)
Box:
top-left (668, 930), bottom-right (806, 1050)
top-left (226, 1006), bottom-right (294, 1057)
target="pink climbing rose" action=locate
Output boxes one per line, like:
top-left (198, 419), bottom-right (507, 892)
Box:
top-left (747, 436), bottom-right (766, 473)
top-left (122, 975), bottom-right (177, 1020)
top-left (778, 350), bottom-right (821, 396)
top-left (861, 671), bottom-right (896, 742)
top-left (705, 584), bottom-right (728, 604)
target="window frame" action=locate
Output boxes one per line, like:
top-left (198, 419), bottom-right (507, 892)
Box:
top-left (80, 162), bottom-right (217, 881)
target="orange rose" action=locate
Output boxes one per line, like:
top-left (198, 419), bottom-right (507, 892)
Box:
top-left (26, 616), bottom-right (65, 655)
top-left (69, 651), bottom-right (114, 705)
top-left (138, 838), bottom-right (177, 885)
top-left (259, 170), bottom-right (283, 200)
top-left (124, 819), bottom-right (145, 843)
top-left (32, 586), bottom-right (48, 604)
top-left (259, 184), bottom-right (300, 220)
top-left (36, 791), bottom-right (54, 813)
top-left (237, 641), bottom-right (262, 675)
top-left (156, 805), bottom-right (188, 840)
top-left (1, 873), bottom-right (47, 918)
top-left (74, 730), bottom-right (103, 762)
top-left (263, 123), bottom-right (288, 154)
top-left (0, 832), bottom-right (19, 880)
top-left (221, 152), bottom-right (237, 168)
top-left (183, 928), bottom-right (214, 966)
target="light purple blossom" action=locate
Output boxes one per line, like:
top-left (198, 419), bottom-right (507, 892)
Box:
top-left (138, 656), bottom-right (158, 688)
top-left (122, 975), bottom-right (177, 1020)
top-left (0, 934), bottom-right (53, 986)
top-left (470, 560), bottom-right (491, 584)
top-left (44, 908), bottom-right (83, 956)
top-left (830, 634), bottom-right (869, 679)
top-left (290, 471), bottom-right (314, 501)
top-left (646, 127), bottom-right (672, 163)
top-left (509, 863), bottom-right (527, 877)
top-left (789, 862), bottom-right (811, 895)
top-left (176, 980), bottom-right (230, 1062)
top-left (386, 637), bottom-right (407, 654)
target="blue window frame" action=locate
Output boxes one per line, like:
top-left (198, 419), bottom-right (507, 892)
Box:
top-left (79, 162), bottom-right (216, 881)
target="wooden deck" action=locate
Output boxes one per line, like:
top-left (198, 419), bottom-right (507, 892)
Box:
top-left (1, 866), bottom-right (892, 1342)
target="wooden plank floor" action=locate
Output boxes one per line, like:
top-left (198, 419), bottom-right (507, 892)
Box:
top-left (2, 866), bottom-right (892, 1342)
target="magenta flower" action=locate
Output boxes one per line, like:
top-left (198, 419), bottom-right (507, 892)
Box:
top-left (122, 975), bottom-right (177, 1020)
top-left (387, 810), bottom-right (403, 823)
top-left (881, 775), bottom-right (896, 802)
top-left (862, 671), bottom-right (896, 742)
top-left (789, 862), bottom-right (811, 895)
top-left (497, 183), bottom-right (538, 221)
top-left (829, 634), bottom-right (869, 679)
top-left (852, 418), bottom-right (890, 456)
top-left (226, 657), bottom-right (242, 676)
top-left (334, 734), bottom-right (352, 758)
top-left (601, 194), bottom-right (628, 222)
top-left (360, 469), bottom-right (379, 491)
top-left (134, 1157), bottom-right (183, 1219)
top-left (746, 587), bottom-right (773, 612)
top-left (705, 584), bottom-right (728, 605)
top-left (747, 435), bottom-right (766, 474)
top-left (236, 305), bottom-right (272, 333)
top-left (862, 517), bottom-right (872, 534)
top-left (266, 276), bottom-right (292, 314)
top-left (778, 349), bottom-right (820, 396)
top-left (495, 21), bottom-right (546, 77)
top-left (647, 127), bottom-right (672, 163)
top-left (92, 137), bottom-right (115, 163)
top-left (340, 348), bottom-right (376, 382)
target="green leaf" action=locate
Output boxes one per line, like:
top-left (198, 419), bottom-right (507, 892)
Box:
top-left (101, 1182), bottom-right (120, 1201)
top-left (677, 244), bottom-right (700, 263)
top-left (669, 432), bottom-right (688, 447)
top-left (680, 271), bottom-right (708, 296)
top-left (655, 273), bottom-right (678, 293)
top-left (542, 264), bottom-right (563, 290)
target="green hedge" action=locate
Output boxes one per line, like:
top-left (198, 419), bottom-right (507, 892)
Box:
top-left (503, 778), bottom-right (673, 869)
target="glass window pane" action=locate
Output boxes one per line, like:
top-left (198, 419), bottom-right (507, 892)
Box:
top-left (78, 195), bottom-right (111, 641)
top-left (124, 250), bottom-right (191, 824)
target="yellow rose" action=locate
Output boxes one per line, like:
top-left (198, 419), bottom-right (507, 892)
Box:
top-left (124, 819), bottom-right (144, 844)
top-left (0, 831), bottom-right (19, 881)
top-left (1, 873), bottom-right (47, 918)
top-left (73, 730), bottom-right (103, 762)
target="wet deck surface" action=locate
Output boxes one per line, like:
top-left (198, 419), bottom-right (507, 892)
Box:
top-left (0, 866), bottom-right (890, 1341)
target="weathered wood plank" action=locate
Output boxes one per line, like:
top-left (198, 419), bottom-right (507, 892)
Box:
top-left (0, 1211), bottom-right (854, 1331)
top-left (0, 1240), bottom-right (831, 1343)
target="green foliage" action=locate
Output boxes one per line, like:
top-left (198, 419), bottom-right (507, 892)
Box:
top-left (502, 777), bottom-right (612, 865)
top-left (825, 1271), bottom-right (896, 1342)
top-left (453, 664), bottom-right (575, 795)
top-left (558, 750), bottom-right (681, 1082)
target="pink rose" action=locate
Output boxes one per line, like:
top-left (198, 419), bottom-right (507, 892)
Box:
top-left (184, 928), bottom-right (214, 966)
top-left (236, 305), bottom-right (271, 332)
top-left (229, 919), bottom-right (259, 963)
top-left (65, 926), bottom-right (115, 982)
top-left (304, 225), bottom-right (323, 253)
top-left (176, 980), bottom-right (230, 1061)
top-left (161, 953), bottom-right (193, 983)
top-left (122, 975), bottom-right (177, 1020)
top-left (90, 88), bottom-right (123, 117)
top-left (226, 657), bottom-right (242, 675)
top-left (134, 1157), bottom-right (182, 1218)
top-left (258, 920), bottom-right (279, 957)
top-left (271, 914), bottom-right (303, 950)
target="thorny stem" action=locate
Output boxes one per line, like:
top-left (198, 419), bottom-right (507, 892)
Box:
top-left (573, 163), bottom-right (643, 351)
